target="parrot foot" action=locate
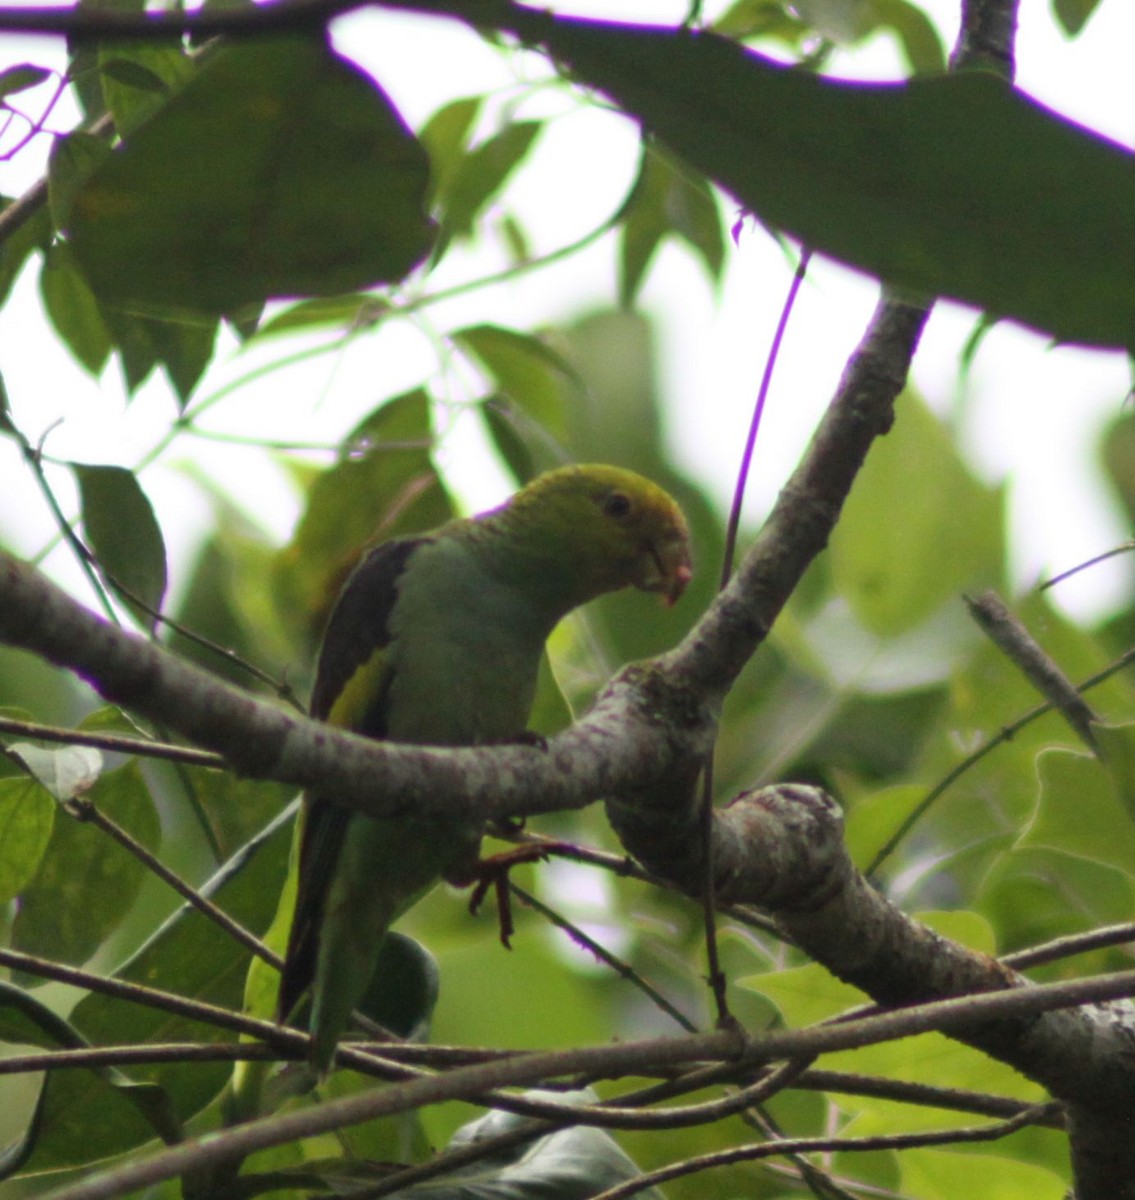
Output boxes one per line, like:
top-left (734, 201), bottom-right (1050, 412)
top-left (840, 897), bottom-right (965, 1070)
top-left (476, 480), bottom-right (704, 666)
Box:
top-left (465, 842), bottom-right (572, 947)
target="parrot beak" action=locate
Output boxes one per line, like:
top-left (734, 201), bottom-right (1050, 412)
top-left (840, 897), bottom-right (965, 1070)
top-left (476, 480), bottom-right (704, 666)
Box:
top-left (639, 533), bottom-right (693, 606)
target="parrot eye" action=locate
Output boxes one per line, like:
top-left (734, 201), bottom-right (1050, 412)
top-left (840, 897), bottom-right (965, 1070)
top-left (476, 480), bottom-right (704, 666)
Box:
top-left (602, 491), bottom-right (633, 519)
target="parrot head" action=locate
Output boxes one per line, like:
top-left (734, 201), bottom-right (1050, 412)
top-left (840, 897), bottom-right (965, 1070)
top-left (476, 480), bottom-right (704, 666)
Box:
top-left (501, 464), bottom-right (693, 608)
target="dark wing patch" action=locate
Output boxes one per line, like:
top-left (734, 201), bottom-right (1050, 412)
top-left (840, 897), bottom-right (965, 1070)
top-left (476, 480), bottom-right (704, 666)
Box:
top-left (308, 537), bottom-right (426, 722)
top-left (277, 536), bottom-right (426, 1024)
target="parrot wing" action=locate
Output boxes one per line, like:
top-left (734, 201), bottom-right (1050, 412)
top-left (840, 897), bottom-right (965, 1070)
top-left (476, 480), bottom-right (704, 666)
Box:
top-left (276, 536), bottom-right (427, 1024)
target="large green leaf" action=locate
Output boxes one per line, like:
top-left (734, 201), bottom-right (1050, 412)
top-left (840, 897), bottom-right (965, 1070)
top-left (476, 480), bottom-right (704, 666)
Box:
top-left (74, 463), bottom-right (168, 624)
top-left (66, 36), bottom-right (436, 316)
top-left (830, 390), bottom-right (1004, 635)
top-left (11, 760), bottom-right (159, 970)
top-left (481, 3), bottom-right (1135, 349)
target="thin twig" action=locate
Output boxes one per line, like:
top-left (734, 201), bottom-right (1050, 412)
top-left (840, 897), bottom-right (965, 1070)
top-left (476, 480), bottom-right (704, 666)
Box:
top-left (65, 797), bottom-right (282, 968)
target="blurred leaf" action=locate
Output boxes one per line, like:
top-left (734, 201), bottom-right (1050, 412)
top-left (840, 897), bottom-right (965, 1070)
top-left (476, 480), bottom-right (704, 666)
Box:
top-left (868, 0), bottom-right (947, 73)
top-left (275, 389), bottom-right (453, 648)
top-left (98, 43), bottom-right (194, 136)
top-left (1052, 0), bottom-right (1101, 36)
top-left (74, 463), bottom-right (168, 624)
top-left (980, 847), bottom-right (1135, 953)
top-left (419, 94), bottom-right (482, 208)
top-left (385, 1090), bottom-right (663, 1200)
top-left (456, 323), bottom-right (574, 470)
top-left (1021, 747), bottom-right (1135, 874)
top-left (713, 0), bottom-right (809, 43)
top-left (99, 307), bottom-right (218, 403)
top-left (619, 143), bottom-right (725, 306)
top-left (498, 8), bottom-right (1135, 349)
top-left (433, 119), bottom-right (542, 258)
top-left (253, 294), bottom-right (388, 340)
top-left (1096, 721), bottom-right (1135, 820)
top-left (0, 982), bottom-right (179, 1180)
top-left (0, 64), bottom-right (51, 99)
top-left (357, 931), bottom-right (439, 1041)
top-left (66, 37), bottom-right (436, 316)
top-left (0, 775), bottom-right (54, 904)
top-left (830, 391), bottom-right (1004, 634)
top-left (39, 241), bottom-right (112, 375)
top-left (0, 196), bottom-right (51, 307)
top-left (12, 760), bottom-right (158, 970)
top-left (900, 1147), bottom-right (1065, 1200)
top-left (6, 744), bottom-right (102, 800)
top-left (47, 132), bottom-right (112, 229)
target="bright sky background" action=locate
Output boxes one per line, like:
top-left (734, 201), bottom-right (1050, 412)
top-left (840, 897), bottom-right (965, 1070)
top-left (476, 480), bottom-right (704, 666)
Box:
top-left (1, 0), bottom-right (1133, 622)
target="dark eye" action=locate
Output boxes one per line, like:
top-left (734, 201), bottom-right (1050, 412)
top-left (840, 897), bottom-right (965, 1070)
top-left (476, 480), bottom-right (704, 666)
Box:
top-left (602, 491), bottom-right (632, 519)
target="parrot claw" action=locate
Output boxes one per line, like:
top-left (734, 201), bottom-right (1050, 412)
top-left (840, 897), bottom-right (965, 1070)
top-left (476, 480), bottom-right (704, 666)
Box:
top-left (466, 842), bottom-right (572, 947)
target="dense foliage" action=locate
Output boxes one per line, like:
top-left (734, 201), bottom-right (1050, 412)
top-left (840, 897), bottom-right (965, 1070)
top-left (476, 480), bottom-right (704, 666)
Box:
top-left (1, 1), bottom-right (1134, 1198)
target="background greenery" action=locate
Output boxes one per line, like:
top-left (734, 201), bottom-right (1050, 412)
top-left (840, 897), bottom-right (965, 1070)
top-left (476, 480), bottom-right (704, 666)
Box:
top-left (1, 0), bottom-right (1134, 1197)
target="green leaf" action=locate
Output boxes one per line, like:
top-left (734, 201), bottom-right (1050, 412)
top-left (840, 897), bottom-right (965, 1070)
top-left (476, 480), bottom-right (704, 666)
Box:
top-left (253, 294), bottom-right (388, 340)
top-left (0, 775), bottom-right (54, 905)
top-left (66, 37), bottom-right (436, 316)
top-left (0, 195), bottom-right (51, 307)
top-left (74, 463), bottom-right (168, 624)
top-left (900, 1147), bottom-right (1066, 1200)
top-left (47, 131), bottom-right (112, 230)
top-left (869, 0), bottom-right (947, 74)
top-left (830, 391), bottom-right (1004, 634)
top-left (1022, 748), bottom-right (1135, 874)
top-left (1052, 0), bottom-right (1101, 36)
top-left (356, 931), bottom-right (439, 1041)
top-left (0, 982), bottom-right (179, 1181)
top-left (395, 1090), bottom-right (664, 1200)
top-left (0, 64), bottom-right (51, 100)
top-left (454, 323), bottom-right (575, 437)
top-left (27, 805), bottom-right (296, 1170)
top-left (435, 119), bottom-right (542, 250)
top-left (11, 760), bottom-right (159, 970)
top-left (620, 143), bottom-right (725, 306)
top-left (497, 7), bottom-right (1135, 349)
top-left (97, 44), bottom-right (194, 137)
top-left (39, 241), bottom-right (112, 375)
top-left (274, 389), bottom-right (453, 648)
top-left (419, 94), bottom-right (483, 208)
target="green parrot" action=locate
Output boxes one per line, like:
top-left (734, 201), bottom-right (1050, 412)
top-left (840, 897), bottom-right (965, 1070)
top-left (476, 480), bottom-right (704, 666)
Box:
top-left (276, 463), bottom-right (692, 1069)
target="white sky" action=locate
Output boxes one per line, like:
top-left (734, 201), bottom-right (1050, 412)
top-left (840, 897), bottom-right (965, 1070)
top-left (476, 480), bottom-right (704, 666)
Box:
top-left (0, 0), bottom-right (1133, 622)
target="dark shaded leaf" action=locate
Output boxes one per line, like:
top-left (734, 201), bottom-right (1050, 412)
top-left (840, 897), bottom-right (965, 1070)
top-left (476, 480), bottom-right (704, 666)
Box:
top-left (1053, 0), bottom-right (1101, 36)
top-left (869, 0), bottom-right (947, 74)
top-left (497, 6), bottom-right (1135, 349)
top-left (392, 1089), bottom-right (663, 1199)
top-left (98, 43), bottom-right (195, 137)
top-left (74, 463), bottom-right (168, 623)
top-left (66, 37), bottom-right (436, 316)
top-left (0, 983), bottom-right (179, 1180)
top-left (39, 241), bottom-right (112, 375)
top-left (357, 931), bottom-right (439, 1041)
top-left (46, 131), bottom-right (112, 229)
